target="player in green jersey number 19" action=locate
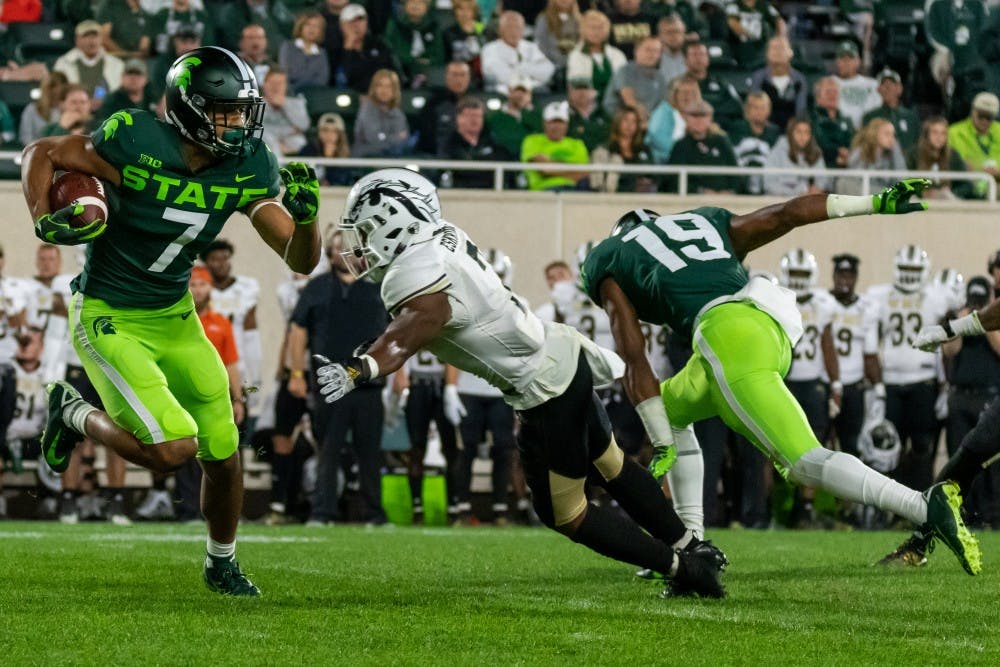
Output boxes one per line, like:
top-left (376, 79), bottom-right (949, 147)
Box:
top-left (581, 178), bottom-right (982, 576)
top-left (21, 46), bottom-right (322, 596)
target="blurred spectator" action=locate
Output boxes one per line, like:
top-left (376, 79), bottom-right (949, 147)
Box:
top-left (644, 0), bottom-right (705, 40)
top-left (280, 12), bottom-right (330, 93)
top-left (353, 68), bottom-right (413, 157)
top-left (482, 10), bottom-right (556, 93)
top-left (521, 100), bottom-right (590, 191)
top-left (729, 90), bottom-right (779, 193)
top-left (19, 72), bottom-right (68, 146)
top-left (384, 0), bottom-right (445, 86)
top-left (682, 40), bottom-right (743, 133)
top-left (748, 35), bottom-right (807, 131)
top-left (725, 0), bottom-right (785, 69)
top-left (41, 85), bottom-right (93, 137)
top-left (602, 35), bottom-right (664, 120)
top-left (861, 68), bottom-right (920, 154)
top-left (438, 96), bottom-right (509, 189)
top-left (841, 0), bottom-right (874, 72)
top-left (486, 73), bottom-right (542, 156)
top-left (299, 112), bottom-right (354, 186)
top-left (908, 116), bottom-right (976, 200)
top-left (832, 40), bottom-right (878, 129)
top-left (97, 0), bottom-right (151, 58)
top-left (665, 99), bottom-right (743, 193)
top-left (656, 14), bottom-right (687, 84)
top-left (590, 106), bottom-right (656, 192)
top-left (763, 116), bottom-right (830, 196)
top-left (333, 4), bottom-right (399, 92)
top-left (0, 103), bottom-right (14, 144)
top-left (54, 20), bottom-right (125, 103)
top-left (646, 73), bottom-right (701, 162)
top-left (566, 10), bottom-right (627, 100)
top-left (0, 0), bottom-right (41, 22)
top-left (261, 67), bottom-right (311, 155)
top-left (145, 0), bottom-right (213, 57)
top-left (149, 26), bottom-right (201, 97)
top-left (239, 23), bottom-right (272, 84)
top-left (839, 117), bottom-right (906, 194)
top-left (217, 0), bottom-right (294, 60)
top-left (949, 92), bottom-right (1000, 181)
top-left (926, 0), bottom-right (988, 112)
top-left (96, 58), bottom-right (156, 122)
top-left (608, 0), bottom-right (656, 60)
top-left (443, 0), bottom-right (486, 73)
top-left (321, 0), bottom-right (348, 66)
top-left (567, 77), bottom-right (610, 151)
top-left (533, 0), bottom-right (580, 71)
top-left (419, 61), bottom-right (473, 155)
top-left (811, 76), bottom-right (854, 168)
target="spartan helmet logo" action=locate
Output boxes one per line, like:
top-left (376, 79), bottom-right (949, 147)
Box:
top-left (92, 316), bottom-right (117, 337)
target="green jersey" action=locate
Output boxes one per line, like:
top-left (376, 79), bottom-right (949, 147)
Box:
top-left (77, 109), bottom-right (280, 309)
top-left (580, 207), bottom-right (748, 339)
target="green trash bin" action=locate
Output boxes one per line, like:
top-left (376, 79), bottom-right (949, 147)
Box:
top-left (421, 472), bottom-right (448, 527)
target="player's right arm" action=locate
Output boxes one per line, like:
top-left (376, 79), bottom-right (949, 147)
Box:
top-left (728, 179), bottom-right (931, 258)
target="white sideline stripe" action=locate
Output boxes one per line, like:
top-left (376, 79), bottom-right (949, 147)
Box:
top-left (0, 532), bottom-right (323, 544)
top-left (70, 292), bottom-right (165, 443)
top-left (694, 329), bottom-right (783, 465)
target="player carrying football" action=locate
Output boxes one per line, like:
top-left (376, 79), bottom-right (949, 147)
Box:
top-left (578, 180), bottom-right (982, 575)
top-left (21, 46), bottom-right (322, 596)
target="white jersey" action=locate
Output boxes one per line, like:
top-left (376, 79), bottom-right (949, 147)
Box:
top-left (211, 275), bottom-right (260, 338)
top-left (8, 361), bottom-right (46, 441)
top-left (0, 276), bottom-right (29, 363)
top-left (787, 289), bottom-right (837, 382)
top-left (534, 289), bottom-right (615, 351)
top-left (835, 74), bottom-right (880, 128)
top-left (381, 223), bottom-right (623, 411)
top-left (829, 292), bottom-right (880, 385)
top-left (406, 350), bottom-right (445, 377)
top-left (867, 283), bottom-right (951, 385)
top-left (276, 277), bottom-right (307, 323)
top-left (638, 321), bottom-right (671, 379)
top-left (456, 369), bottom-right (503, 397)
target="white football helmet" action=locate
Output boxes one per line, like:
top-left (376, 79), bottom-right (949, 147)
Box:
top-left (779, 248), bottom-right (818, 296)
top-left (893, 244), bottom-right (930, 292)
top-left (339, 169), bottom-right (441, 282)
top-left (748, 269), bottom-right (779, 286)
top-left (932, 268), bottom-right (965, 310)
top-left (486, 248), bottom-right (514, 287)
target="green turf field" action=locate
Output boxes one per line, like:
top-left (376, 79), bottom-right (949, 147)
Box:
top-left (1, 523), bottom-right (997, 665)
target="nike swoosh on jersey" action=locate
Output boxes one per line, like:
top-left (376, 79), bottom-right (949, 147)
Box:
top-left (235, 174), bottom-right (255, 182)
top-left (181, 310), bottom-right (194, 320)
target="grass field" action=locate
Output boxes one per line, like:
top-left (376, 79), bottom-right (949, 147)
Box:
top-left (1, 522), bottom-right (998, 665)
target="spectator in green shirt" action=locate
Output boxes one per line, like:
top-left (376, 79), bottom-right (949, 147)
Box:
top-left (811, 75), bottom-right (854, 168)
top-left (96, 0), bottom-right (151, 58)
top-left (665, 98), bottom-right (743, 193)
top-left (40, 85), bottom-right (94, 137)
top-left (567, 77), bottom-right (611, 151)
top-left (384, 0), bottom-right (445, 85)
top-left (486, 73), bottom-right (543, 156)
top-left (908, 115), bottom-right (979, 200)
top-left (725, 0), bottom-right (785, 70)
top-left (861, 68), bottom-right (920, 154)
top-left (520, 100), bottom-right (590, 191)
top-left (95, 58), bottom-right (157, 123)
top-left (949, 92), bottom-right (1000, 181)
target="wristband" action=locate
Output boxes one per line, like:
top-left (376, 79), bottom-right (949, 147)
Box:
top-left (635, 396), bottom-right (674, 446)
top-left (289, 369), bottom-right (305, 378)
top-left (831, 380), bottom-right (843, 394)
top-left (873, 382), bottom-right (886, 399)
top-left (344, 354), bottom-right (380, 383)
top-left (826, 194), bottom-right (874, 219)
top-left (948, 311), bottom-right (986, 338)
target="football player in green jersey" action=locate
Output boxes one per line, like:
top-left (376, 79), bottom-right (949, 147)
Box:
top-left (580, 179), bottom-right (982, 576)
top-left (21, 46), bottom-right (322, 596)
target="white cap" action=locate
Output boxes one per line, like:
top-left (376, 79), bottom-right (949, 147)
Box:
top-left (543, 100), bottom-right (569, 122)
top-left (507, 72), bottom-right (534, 92)
top-left (340, 4), bottom-right (367, 22)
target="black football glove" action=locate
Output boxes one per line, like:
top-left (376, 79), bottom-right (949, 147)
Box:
top-left (280, 162), bottom-right (320, 225)
top-left (34, 204), bottom-right (107, 245)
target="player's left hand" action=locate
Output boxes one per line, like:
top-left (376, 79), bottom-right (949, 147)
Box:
top-left (649, 443), bottom-right (677, 480)
top-left (280, 162), bottom-right (319, 225)
top-left (912, 324), bottom-right (951, 351)
top-left (313, 354), bottom-right (358, 403)
top-left (443, 384), bottom-right (467, 425)
top-left (872, 178), bottom-right (931, 214)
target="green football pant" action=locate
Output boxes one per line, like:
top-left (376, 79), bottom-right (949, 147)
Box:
top-left (69, 291), bottom-right (238, 461)
top-left (661, 301), bottom-right (818, 477)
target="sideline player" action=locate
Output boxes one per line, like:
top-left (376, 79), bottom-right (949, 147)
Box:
top-left (316, 168), bottom-right (726, 598)
top-left (21, 45), bottom-right (321, 595)
top-left (578, 180), bottom-right (981, 575)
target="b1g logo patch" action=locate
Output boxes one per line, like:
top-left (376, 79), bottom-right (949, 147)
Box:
top-left (93, 316), bottom-right (117, 337)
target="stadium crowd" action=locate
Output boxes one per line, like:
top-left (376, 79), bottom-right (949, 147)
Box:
top-left (2, 1), bottom-right (1000, 194)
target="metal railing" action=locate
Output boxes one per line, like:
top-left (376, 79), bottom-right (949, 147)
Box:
top-left (3, 150), bottom-right (993, 201)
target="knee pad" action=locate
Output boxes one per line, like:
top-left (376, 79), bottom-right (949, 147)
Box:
top-left (593, 437), bottom-right (625, 481)
top-left (184, 361), bottom-right (229, 402)
top-left (788, 446), bottom-right (834, 487)
top-left (548, 471), bottom-right (587, 527)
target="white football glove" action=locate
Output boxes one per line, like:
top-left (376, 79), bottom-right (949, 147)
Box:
top-left (383, 386), bottom-right (409, 430)
top-left (912, 325), bottom-right (951, 352)
top-left (314, 354), bottom-right (357, 404)
top-left (443, 384), bottom-right (467, 425)
top-left (935, 388), bottom-right (950, 421)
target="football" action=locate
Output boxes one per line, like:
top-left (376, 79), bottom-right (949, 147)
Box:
top-left (48, 172), bottom-right (109, 229)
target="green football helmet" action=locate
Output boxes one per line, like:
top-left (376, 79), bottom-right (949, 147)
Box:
top-left (164, 46), bottom-right (265, 157)
top-left (610, 208), bottom-right (659, 237)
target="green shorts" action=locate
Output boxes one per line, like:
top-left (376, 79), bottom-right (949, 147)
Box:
top-left (69, 291), bottom-right (238, 461)
top-left (661, 301), bottom-right (819, 476)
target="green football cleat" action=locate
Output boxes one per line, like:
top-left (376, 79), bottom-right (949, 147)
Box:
top-left (40, 381), bottom-right (87, 473)
top-left (204, 556), bottom-right (261, 596)
top-left (924, 482), bottom-right (981, 576)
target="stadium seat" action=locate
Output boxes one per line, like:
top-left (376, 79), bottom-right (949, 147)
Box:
top-left (9, 22), bottom-right (74, 63)
top-left (0, 80), bottom-right (41, 118)
top-left (401, 89), bottom-right (432, 124)
top-left (476, 92), bottom-right (505, 113)
top-left (713, 69), bottom-right (753, 97)
top-left (301, 86), bottom-right (359, 126)
top-left (705, 40), bottom-right (738, 70)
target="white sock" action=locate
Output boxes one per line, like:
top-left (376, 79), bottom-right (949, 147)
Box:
top-left (206, 537), bottom-right (236, 561)
top-left (669, 551), bottom-right (680, 576)
top-left (666, 426), bottom-right (705, 539)
top-left (65, 401), bottom-right (97, 435)
top-left (671, 529), bottom-right (693, 550)
top-left (789, 447), bottom-right (927, 524)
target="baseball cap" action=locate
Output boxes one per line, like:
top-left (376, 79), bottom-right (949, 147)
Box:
top-left (124, 58), bottom-right (147, 75)
top-left (173, 23), bottom-right (202, 40)
top-left (190, 266), bottom-right (212, 283)
top-left (877, 67), bottom-right (901, 84)
top-left (543, 100), bottom-right (569, 122)
top-left (832, 253), bottom-right (860, 273)
top-left (507, 72), bottom-right (534, 92)
top-left (75, 20), bottom-right (102, 36)
top-left (836, 40), bottom-right (859, 58)
top-left (340, 4), bottom-right (367, 22)
top-left (972, 92), bottom-right (1000, 117)
top-left (967, 276), bottom-right (991, 306)
top-left (317, 112), bottom-right (346, 132)
top-left (568, 77), bottom-right (594, 90)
